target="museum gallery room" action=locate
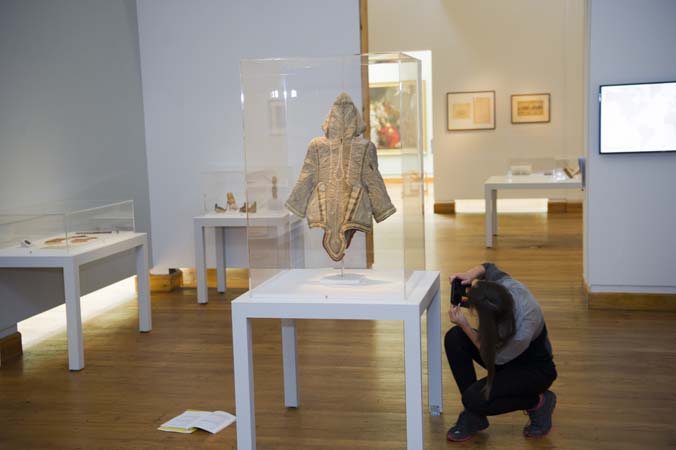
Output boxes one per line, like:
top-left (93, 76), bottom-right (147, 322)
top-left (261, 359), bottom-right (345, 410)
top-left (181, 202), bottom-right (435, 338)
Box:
top-left (1, 0), bottom-right (675, 449)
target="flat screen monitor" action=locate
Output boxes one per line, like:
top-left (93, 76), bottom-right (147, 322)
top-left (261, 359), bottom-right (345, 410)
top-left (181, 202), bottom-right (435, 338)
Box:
top-left (599, 81), bottom-right (676, 154)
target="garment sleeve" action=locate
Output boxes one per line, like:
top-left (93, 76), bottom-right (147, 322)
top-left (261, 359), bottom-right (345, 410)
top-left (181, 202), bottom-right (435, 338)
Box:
top-left (481, 262), bottom-right (510, 282)
top-left (363, 142), bottom-right (396, 222)
top-left (285, 144), bottom-right (318, 218)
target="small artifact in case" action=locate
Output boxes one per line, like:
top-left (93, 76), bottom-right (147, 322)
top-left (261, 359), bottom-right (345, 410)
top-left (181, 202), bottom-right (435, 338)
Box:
top-left (227, 192), bottom-right (237, 210)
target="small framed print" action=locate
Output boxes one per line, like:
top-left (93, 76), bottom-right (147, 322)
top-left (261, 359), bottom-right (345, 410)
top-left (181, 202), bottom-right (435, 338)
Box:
top-left (511, 93), bottom-right (551, 124)
top-left (447, 90), bottom-right (496, 131)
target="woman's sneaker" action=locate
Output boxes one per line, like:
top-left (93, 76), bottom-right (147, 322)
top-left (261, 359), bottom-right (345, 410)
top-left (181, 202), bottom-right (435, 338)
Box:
top-left (523, 390), bottom-right (557, 437)
top-left (447, 410), bottom-right (489, 442)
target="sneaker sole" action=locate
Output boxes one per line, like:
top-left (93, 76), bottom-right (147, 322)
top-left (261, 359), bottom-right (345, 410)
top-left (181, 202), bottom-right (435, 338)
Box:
top-left (524, 425), bottom-right (552, 438)
top-left (447, 433), bottom-right (475, 442)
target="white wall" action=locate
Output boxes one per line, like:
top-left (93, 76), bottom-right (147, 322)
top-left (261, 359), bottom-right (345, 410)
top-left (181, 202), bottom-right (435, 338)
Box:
top-left (369, 0), bottom-right (586, 203)
top-left (137, 0), bottom-right (361, 272)
top-left (0, 0), bottom-right (152, 240)
top-left (585, 0), bottom-right (676, 293)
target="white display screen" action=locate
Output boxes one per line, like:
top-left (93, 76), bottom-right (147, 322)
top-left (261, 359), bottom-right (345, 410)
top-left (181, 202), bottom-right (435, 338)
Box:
top-left (600, 81), bottom-right (676, 154)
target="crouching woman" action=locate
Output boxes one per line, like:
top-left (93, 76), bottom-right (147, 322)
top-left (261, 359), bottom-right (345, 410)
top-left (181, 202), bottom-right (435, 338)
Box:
top-left (444, 263), bottom-right (557, 442)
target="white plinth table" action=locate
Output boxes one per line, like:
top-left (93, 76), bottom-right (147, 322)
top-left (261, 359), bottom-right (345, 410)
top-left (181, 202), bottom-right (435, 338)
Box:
top-left (193, 210), bottom-right (293, 304)
top-left (484, 173), bottom-right (582, 247)
top-left (231, 269), bottom-right (442, 450)
top-left (0, 232), bottom-right (151, 370)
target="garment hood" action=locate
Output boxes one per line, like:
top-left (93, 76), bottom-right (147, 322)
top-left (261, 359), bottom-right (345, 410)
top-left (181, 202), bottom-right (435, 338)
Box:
top-left (321, 92), bottom-right (366, 140)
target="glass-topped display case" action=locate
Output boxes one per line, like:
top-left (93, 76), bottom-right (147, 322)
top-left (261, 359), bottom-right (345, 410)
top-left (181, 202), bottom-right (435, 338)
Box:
top-left (507, 157), bottom-right (581, 180)
top-left (0, 200), bottom-right (135, 255)
top-left (240, 53), bottom-right (425, 300)
top-left (200, 169), bottom-right (247, 215)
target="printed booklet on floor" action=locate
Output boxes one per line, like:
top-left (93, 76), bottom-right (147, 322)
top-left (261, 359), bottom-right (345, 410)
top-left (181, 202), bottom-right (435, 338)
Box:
top-left (158, 410), bottom-right (236, 434)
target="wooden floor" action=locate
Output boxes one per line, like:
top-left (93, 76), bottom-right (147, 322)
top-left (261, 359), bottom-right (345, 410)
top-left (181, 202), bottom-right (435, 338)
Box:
top-left (2, 210), bottom-right (675, 450)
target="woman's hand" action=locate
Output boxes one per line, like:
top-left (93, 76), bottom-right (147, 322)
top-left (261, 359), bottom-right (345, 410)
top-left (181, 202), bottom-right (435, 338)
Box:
top-left (448, 265), bottom-right (485, 286)
top-left (449, 305), bottom-right (470, 329)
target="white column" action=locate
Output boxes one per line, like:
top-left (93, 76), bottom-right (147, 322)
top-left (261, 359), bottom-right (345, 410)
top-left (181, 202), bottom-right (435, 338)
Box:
top-left (404, 315), bottom-right (424, 450)
top-left (63, 261), bottom-right (84, 371)
top-left (215, 227), bottom-right (226, 293)
top-left (135, 239), bottom-right (152, 332)
top-left (426, 287), bottom-right (443, 415)
top-left (282, 318), bottom-right (299, 407)
top-left (194, 221), bottom-right (208, 304)
top-left (232, 308), bottom-right (256, 450)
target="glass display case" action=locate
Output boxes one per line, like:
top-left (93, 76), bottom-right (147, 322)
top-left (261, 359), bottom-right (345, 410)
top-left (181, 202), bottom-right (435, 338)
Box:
top-left (507, 157), bottom-right (581, 181)
top-left (240, 53), bottom-right (425, 300)
top-left (0, 200), bottom-right (135, 255)
top-left (199, 169), bottom-right (247, 215)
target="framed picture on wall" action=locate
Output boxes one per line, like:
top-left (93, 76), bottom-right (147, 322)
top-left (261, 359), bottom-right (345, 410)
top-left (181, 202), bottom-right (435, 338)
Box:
top-left (369, 81), bottom-right (427, 154)
top-left (447, 90), bottom-right (495, 131)
top-left (511, 93), bottom-right (551, 124)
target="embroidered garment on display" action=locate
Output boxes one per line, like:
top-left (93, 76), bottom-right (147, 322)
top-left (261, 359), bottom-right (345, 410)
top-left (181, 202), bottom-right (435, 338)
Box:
top-left (285, 92), bottom-right (396, 261)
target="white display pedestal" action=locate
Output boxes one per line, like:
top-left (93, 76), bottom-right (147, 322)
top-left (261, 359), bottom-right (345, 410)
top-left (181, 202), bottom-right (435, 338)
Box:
top-left (193, 210), bottom-right (295, 304)
top-left (231, 269), bottom-right (442, 450)
top-left (484, 173), bottom-right (582, 247)
top-left (0, 232), bottom-right (151, 371)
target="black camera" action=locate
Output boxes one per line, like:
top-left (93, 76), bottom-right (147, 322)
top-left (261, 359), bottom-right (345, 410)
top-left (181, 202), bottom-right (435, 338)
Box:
top-left (450, 278), bottom-right (470, 307)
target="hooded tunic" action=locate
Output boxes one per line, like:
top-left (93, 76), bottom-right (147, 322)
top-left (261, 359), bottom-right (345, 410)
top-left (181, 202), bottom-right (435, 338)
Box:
top-left (285, 93), bottom-right (396, 261)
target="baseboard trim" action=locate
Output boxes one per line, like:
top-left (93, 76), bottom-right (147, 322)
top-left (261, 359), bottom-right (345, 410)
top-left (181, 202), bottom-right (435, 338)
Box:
top-left (583, 281), bottom-right (676, 312)
top-left (181, 268), bottom-right (249, 290)
top-left (384, 176), bottom-right (434, 185)
top-left (0, 332), bottom-right (23, 367)
top-left (434, 202), bottom-right (455, 214)
top-left (136, 269), bottom-right (184, 293)
top-left (548, 200), bottom-right (582, 214)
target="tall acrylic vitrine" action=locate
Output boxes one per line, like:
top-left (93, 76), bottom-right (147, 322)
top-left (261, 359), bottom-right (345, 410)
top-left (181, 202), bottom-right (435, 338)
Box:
top-left (240, 53), bottom-right (425, 300)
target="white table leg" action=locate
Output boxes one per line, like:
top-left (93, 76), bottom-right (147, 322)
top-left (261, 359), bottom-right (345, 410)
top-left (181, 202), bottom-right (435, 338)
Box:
top-left (491, 188), bottom-right (498, 237)
top-left (404, 315), bottom-right (424, 450)
top-left (427, 287), bottom-right (443, 416)
top-left (63, 262), bottom-right (84, 371)
top-left (215, 227), bottom-right (226, 293)
top-left (232, 310), bottom-right (256, 450)
top-left (194, 223), bottom-right (208, 304)
top-left (282, 319), bottom-right (299, 408)
top-left (485, 184), bottom-right (493, 247)
top-left (135, 241), bottom-right (152, 332)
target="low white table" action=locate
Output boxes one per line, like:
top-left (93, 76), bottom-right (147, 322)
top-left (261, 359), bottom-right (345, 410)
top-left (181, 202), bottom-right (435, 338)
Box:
top-left (484, 174), bottom-right (582, 247)
top-left (0, 232), bottom-right (151, 370)
top-left (231, 269), bottom-right (442, 450)
top-left (193, 212), bottom-right (247, 304)
top-left (193, 210), bottom-right (297, 304)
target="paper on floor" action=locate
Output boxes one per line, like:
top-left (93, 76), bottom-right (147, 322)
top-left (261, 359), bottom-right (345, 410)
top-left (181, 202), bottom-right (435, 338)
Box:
top-left (158, 410), bottom-right (236, 434)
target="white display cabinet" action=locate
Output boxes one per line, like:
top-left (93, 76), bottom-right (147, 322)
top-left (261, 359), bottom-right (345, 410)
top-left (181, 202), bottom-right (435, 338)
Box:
top-left (240, 53), bottom-right (426, 300)
top-left (0, 200), bottom-right (150, 370)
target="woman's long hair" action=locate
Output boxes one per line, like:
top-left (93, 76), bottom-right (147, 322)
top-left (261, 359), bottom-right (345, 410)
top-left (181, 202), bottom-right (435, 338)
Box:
top-left (467, 281), bottom-right (516, 399)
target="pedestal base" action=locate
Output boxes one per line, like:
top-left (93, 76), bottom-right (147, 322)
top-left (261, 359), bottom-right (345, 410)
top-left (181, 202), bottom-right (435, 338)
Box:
top-left (319, 273), bottom-right (365, 285)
